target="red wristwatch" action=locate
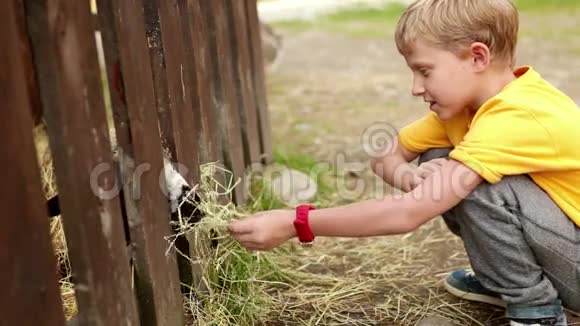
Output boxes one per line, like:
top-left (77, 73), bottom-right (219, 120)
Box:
top-left (294, 205), bottom-right (316, 243)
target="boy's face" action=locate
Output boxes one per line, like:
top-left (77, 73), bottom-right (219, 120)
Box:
top-left (404, 40), bottom-right (481, 121)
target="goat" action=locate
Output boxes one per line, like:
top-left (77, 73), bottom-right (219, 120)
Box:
top-left (27, 57), bottom-right (201, 225)
top-left (45, 155), bottom-right (201, 221)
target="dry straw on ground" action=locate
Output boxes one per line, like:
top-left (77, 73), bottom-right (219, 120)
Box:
top-left (167, 163), bottom-right (286, 325)
top-left (37, 138), bottom-right (507, 325)
top-left (170, 164), bottom-right (507, 325)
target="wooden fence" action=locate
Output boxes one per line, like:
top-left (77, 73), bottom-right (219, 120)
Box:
top-left (1, 0), bottom-right (272, 325)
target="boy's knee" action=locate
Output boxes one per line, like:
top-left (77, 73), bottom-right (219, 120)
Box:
top-left (448, 176), bottom-right (528, 234)
top-left (418, 147), bottom-right (452, 165)
top-left (456, 175), bottom-right (531, 218)
top-left (465, 175), bottom-right (530, 200)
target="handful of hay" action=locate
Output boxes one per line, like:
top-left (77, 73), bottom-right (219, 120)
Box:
top-left (167, 163), bottom-right (290, 325)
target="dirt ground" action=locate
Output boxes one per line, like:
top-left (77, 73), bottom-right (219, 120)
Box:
top-left (263, 7), bottom-right (580, 326)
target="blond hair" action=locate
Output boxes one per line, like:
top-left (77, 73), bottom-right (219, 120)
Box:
top-left (395, 0), bottom-right (519, 67)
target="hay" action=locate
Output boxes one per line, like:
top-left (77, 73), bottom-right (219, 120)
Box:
top-left (36, 134), bottom-right (507, 325)
top-left (169, 164), bottom-right (506, 325)
top-left (264, 233), bottom-right (504, 325)
top-left (168, 163), bottom-right (292, 325)
top-left (58, 273), bottom-right (78, 320)
top-left (37, 125), bottom-right (79, 321)
top-left (49, 217), bottom-right (77, 320)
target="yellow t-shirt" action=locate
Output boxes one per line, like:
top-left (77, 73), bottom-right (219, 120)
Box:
top-left (398, 66), bottom-right (580, 227)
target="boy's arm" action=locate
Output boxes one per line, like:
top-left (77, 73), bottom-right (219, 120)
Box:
top-left (370, 136), bottom-right (422, 192)
top-left (375, 112), bottom-right (453, 192)
top-left (228, 159), bottom-right (483, 250)
top-left (310, 158), bottom-right (481, 236)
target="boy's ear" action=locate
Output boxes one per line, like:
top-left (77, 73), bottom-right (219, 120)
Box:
top-left (469, 42), bottom-right (491, 71)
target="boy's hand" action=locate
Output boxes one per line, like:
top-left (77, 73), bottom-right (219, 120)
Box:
top-left (402, 170), bottom-right (425, 192)
top-left (227, 209), bottom-right (296, 251)
top-left (404, 158), bottom-right (448, 191)
top-left (416, 158), bottom-right (448, 179)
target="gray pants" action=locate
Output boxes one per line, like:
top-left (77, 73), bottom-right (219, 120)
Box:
top-left (419, 148), bottom-right (580, 314)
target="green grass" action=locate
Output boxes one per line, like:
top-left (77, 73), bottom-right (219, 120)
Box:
top-left (324, 3), bottom-right (405, 22)
top-left (273, 147), bottom-right (335, 203)
top-left (188, 243), bottom-right (289, 325)
top-left (517, 0), bottom-right (580, 41)
top-left (520, 23), bottom-right (580, 42)
top-left (515, 0), bottom-right (580, 11)
top-left (273, 147), bottom-right (326, 176)
top-left (245, 177), bottom-right (288, 211)
top-left (175, 164), bottom-right (294, 325)
top-left (273, 3), bottom-right (407, 38)
top-left (273, 0), bottom-right (580, 37)
top-left (244, 147), bottom-right (337, 211)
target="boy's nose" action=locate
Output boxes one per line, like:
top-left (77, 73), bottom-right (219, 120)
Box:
top-left (412, 78), bottom-right (425, 96)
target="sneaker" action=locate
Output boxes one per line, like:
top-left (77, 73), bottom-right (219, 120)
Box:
top-left (444, 269), bottom-right (505, 307)
top-left (445, 269), bottom-right (568, 326)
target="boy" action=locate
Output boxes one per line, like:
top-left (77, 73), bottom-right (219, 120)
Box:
top-left (228, 0), bottom-right (580, 325)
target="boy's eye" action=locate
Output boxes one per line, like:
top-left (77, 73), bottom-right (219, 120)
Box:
top-left (419, 69), bottom-right (430, 77)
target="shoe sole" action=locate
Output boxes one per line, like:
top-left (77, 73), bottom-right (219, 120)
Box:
top-left (443, 276), bottom-right (580, 316)
top-left (444, 279), bottom-right (506, 308)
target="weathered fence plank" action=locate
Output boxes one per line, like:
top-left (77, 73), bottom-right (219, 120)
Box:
top-left (95, 0), bottom-right (185, 325)
top-left (14, 0), bottom-right (43, 127)
top-left (5, 0), bottom-right (273, 323)
top-left (93, 0), bottom-right (132, 153)
top-left (185, 0), bottom-right (225, 166)
top-left (245, 0), bottom-right (274, 164)
top-left (144, 0), bottom-right (205, 293)
top-left (227, 0), bottom-right (263, 167)
top-left (174, 0), bottom-right (211, 169)
top-left (23, 0), bottom-right (140, 324)
top-left (199, 0), bottom-right (246, 203)
top-left (151, 0), bottom-right (201, 183)
top-left (0, 2), bottom-right (66, 325)
top-left (143, 0), bottom-right (177, 162)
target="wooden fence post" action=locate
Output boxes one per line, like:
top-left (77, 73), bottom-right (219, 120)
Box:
top-left (226, 1), bottom-right (263, 167)
top-left (22, 0), bottom-right (141, 324)
top-left (0, 2), bottom-right (66, 325)
top-left (147, 0), bottom-right (201, 183)
top-left (181, 0), bottom-right (224, 167)
top-left (4, 0), bottom-right (274, 324)
top-left (198, 0), bottom-right (247, 204)
top-left (143, 0), bottom-right (178, 162)
top-left (143, 0), bottom-right (208, 294)
top-left (245, 0), bottom-right (274, 164)
top-left (95, 0), bottom-right (185, 324)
